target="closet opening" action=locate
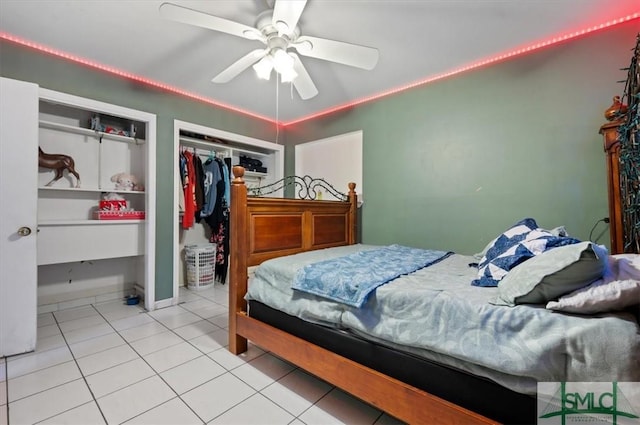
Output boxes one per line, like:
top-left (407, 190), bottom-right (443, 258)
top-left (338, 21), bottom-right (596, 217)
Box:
top-left (171, 120), bottom-right (283, 304)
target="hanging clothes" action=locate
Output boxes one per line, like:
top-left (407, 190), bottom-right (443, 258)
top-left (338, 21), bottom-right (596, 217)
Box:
top-left (193, 154), bottom-right (205, 221)
top-left (198, 154), bottom-right (222, 221)
top-left (178, 151), bottom-right (187, 214)
top-left (180, 146), bottom-right (231, 282)
top-left (222, 157), bottom-right (231, 208)
top-left (181, 150), bottom-right (197, 229)
top-left (208, 158), bottom-right (230, 283)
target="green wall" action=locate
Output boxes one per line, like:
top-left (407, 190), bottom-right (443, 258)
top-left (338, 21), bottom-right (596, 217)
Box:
top-left (285, 21), bottom-right (638, 254)
top-left (1, 21), bottom-right (636, 301)
top-left (0, 40), bottom-right (277, 301)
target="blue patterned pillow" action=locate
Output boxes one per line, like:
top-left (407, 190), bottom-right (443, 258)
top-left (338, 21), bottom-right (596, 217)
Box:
top-left (472, 218), bottom-right (581, 287)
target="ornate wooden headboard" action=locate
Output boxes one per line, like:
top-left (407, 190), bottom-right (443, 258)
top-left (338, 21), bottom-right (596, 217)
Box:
top-left (228, 165), bottom-right (357, 352)
top-left (242, 196), bottom-right (356, 265)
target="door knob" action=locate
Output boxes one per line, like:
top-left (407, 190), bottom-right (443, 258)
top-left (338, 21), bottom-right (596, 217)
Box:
top-left (17, 226), bottom-right (32, 236)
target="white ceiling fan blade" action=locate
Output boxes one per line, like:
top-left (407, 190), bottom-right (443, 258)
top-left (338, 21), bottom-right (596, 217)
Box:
top-left (292, 35), bottom-right (379, 70)
top-left (159, 2), bottom-right (265, 42)
top-left (290, 53), bottom-right (318, 100)
top-left (272, 0), bottom-right (307, 35)
top-left (212, 49), bottom-right (268, 83)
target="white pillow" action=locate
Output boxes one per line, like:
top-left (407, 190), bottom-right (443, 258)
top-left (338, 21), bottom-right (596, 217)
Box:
top-left (612, 254), bottom-right (640, 280)
top-left (545, 279), bottom-right (640, 314)
top-left (546, 255), bottom-right (640, 314)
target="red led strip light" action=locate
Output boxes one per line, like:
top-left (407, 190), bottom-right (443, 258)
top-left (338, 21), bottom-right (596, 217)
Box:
top-left (1, 12), bottom-right (638, 127)
top-left (283, 12), bottom-right (640, 126)
top-left (0, 31), bottom-right (276, 124)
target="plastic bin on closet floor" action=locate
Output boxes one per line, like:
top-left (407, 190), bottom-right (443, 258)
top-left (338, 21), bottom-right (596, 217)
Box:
top-left (184, 244), bottom-right (216, 290)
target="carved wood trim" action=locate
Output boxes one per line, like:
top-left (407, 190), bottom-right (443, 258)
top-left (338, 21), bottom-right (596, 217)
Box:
top-left (600, 119), bottom-right (625, 254)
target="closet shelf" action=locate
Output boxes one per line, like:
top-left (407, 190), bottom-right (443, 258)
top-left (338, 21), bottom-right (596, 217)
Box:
top-left (38, 186), bottom-right (145, 195)
top-left (39, 219), bottom-right (144, 226)
top-left (39, 120), bottom-right (145, 144)
top-left (38, 186), bottom-right (145, 194)
top-left (179, 135), bottom-right (269, 157)
top-left (243, 170), bottom-right (267, 178)
top-left (234, 147), bottom-right (270, 158)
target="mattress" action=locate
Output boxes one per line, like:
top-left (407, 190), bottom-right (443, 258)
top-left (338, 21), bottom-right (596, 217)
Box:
top-left (246, 244), bottom-right (640, 395)
top-left (248, 299), bottom-right (537, 424)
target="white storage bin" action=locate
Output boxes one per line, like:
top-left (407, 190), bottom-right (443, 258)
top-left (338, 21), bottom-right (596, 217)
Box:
top-left (184, 244), bottom-right (216, 290)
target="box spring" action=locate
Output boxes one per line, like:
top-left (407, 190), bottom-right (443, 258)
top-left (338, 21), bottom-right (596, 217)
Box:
top-left (248, 300), bottom-right (536, 424)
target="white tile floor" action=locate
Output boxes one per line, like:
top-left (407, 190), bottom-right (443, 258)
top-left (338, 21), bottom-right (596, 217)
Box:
top-left (1, 285), bottom-right (404, 425)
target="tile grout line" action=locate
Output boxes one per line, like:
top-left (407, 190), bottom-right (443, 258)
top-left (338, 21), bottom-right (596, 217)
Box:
top-left (10, 286), bottom-right (331, 425)
top-left (189, 286), bottom-right (385, 424)
top-left (153, 286), bottom-right (250, 421)
top-left (179, 288), bottom-right (360, 424)
top-left (5, 297), bottom-right (211, 424)
top-left (256, 364), bottom-right (327, 423)
top-left (90, 291), bottom-right (237, 424)
top-left (90, 302), bottom-right (208, 424)
top-left (16, 308), bottom-right (109, 425)
top-left (145, 288), bottom-right (282, 424)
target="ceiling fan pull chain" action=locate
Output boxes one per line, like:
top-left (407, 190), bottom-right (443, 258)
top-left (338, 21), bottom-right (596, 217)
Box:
top-left (275, 74), bottom-right (280, 144)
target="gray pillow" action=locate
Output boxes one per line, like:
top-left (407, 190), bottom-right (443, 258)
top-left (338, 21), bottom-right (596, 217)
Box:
top-left (493, 241), bottom-right (607, 306)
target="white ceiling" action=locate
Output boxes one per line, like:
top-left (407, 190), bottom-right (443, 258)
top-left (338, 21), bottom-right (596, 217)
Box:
top-left (1, 1), bottom-right (637, 123)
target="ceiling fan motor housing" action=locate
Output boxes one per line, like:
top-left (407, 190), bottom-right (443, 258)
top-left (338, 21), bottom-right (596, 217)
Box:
top-left (256, 10), bottom-right (300, 54)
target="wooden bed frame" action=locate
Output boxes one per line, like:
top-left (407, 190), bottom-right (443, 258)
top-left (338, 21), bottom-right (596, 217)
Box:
top-left (228, 166), bottom-right (498, 425)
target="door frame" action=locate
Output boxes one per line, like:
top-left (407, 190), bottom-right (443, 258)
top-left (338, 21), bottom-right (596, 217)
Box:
top-left (38, 88), bottom-right (157, 311)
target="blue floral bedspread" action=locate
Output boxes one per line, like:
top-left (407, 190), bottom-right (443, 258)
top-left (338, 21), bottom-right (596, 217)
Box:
top-left (291, 244), bottom-right (452, 307)
top-left (247, 245), bottom-right (640, 395)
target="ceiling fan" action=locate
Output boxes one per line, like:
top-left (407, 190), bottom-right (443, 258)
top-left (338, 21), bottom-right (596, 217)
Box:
top-left (159, 0), bottom-right (379, 100)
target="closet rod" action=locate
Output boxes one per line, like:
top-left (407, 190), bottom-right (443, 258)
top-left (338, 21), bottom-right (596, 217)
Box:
top-left (182, 147), bottom-right (228, 158)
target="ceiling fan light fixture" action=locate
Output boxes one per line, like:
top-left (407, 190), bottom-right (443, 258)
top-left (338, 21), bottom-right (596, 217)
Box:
top-left (279, 66), bottom-right (298, 83)
top-left (253, 56), bottom-right (273, 80)
top-left (273, 49), bottom-right (298, 82)
top-left (272, 48), bottom-right (294, 73)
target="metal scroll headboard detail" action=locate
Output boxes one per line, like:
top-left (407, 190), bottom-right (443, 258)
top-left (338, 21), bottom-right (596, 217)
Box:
top-left (248, 175), bottom-right (348, 201)
top-left (617, 33), bottom-right (640, 253)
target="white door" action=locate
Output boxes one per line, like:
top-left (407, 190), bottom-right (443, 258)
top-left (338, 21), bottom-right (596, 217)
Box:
top-left (0, 77), bottom-right (39, 356)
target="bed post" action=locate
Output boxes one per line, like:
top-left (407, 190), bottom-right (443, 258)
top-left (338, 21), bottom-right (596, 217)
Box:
top-left (229, 166), bottom-right (248, 354)
top-left (348, 182), bottom-right (357, 244)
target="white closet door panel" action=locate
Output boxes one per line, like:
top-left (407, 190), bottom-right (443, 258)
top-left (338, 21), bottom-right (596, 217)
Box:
top-left (0, 77), bottom-right (38, 356)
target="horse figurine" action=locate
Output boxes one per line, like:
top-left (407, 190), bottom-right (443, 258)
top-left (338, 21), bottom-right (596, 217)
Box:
top-left (38, 147), bottom-right (81, 187)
